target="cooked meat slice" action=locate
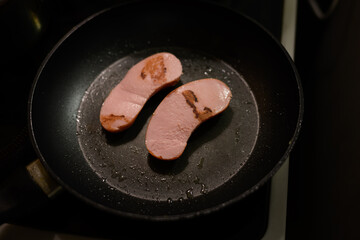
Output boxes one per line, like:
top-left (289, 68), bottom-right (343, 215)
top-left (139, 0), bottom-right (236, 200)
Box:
top-left (100, 52), bottom-right (182, 132)
top-left (145, 78), bottom-right (232, 160)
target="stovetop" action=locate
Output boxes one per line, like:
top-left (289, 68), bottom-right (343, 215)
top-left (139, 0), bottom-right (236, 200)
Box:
top-left (0, 0), bottom-right (286, 239)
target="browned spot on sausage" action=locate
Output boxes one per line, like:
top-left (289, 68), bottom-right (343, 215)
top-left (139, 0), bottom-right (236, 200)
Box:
top-left (182, 90), bottom-right (213, 121)
top-left (198, 107), bottom-right (213, 121)
top-left (140, 55), bottom-right (167, 83)
top-left (182, 90), bottom-right (198, 117)
top-left (101, 114), bottom-right (129, 126)
top-left (182, 90), bottom-right (198, 103)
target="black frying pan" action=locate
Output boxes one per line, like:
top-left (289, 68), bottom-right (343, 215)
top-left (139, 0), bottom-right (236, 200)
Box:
top-left (29, 0), bottom-right (303, 220)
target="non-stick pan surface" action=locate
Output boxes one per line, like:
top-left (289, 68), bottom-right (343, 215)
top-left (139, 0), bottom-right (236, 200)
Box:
top-left (29, 0), bottom-right (303, 220)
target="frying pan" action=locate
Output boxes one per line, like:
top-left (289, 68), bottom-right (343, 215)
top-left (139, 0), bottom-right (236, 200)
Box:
top-left (29, 0), bottom-right (303, 220)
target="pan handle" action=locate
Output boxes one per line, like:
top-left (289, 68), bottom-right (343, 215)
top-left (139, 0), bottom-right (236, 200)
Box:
top-left (0, 158), bottom-right (62, 224)
top-left (26, 159), bottom-right (62, 198)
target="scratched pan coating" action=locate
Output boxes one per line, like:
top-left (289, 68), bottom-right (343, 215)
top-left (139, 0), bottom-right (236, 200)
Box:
top-left (29, 0), bottom-right (303, 220)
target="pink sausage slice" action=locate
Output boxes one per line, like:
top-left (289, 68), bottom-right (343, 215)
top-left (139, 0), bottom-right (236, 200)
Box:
top-left (145, 78), bottom-right (232, 160)
top-left (100, 52), bottom-right (182, 132)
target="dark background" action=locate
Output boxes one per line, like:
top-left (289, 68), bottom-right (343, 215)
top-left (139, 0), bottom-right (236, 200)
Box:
top-left (287, 0), bottom-right (360, 239)
top-left (0, 0), bottom-right (359, 239)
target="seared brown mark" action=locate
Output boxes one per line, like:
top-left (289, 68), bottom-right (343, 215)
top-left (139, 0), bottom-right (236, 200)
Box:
top-left (182, 89), bottom-right (197, 109)
top-left (182, 90), bottom-right (213, 121)
top-left (140, 55), bottom-right (167, 83)
top-left (200, 107), bottom-right (213, 121)
top-left (101, 114), bottom-right (128, 125)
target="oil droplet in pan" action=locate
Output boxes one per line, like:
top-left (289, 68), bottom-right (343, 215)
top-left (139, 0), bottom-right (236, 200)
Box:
top-left (200, 183), bottom-right (208, 194)
top-left (186, 188), bottom-right (194, 199)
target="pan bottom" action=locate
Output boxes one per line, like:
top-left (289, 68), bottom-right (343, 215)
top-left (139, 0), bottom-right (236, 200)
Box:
top-left (76, 47), bottom-right (259, 202)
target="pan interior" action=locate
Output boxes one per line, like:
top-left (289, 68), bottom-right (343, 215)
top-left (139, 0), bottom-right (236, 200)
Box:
top-left (30, 0), bottom-right (302, 218)
top-left (76, 47), bottom-right (259, 202)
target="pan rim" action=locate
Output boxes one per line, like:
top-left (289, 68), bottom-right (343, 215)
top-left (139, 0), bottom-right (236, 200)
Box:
top-left (27, 0), bottom-right (304, 221)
